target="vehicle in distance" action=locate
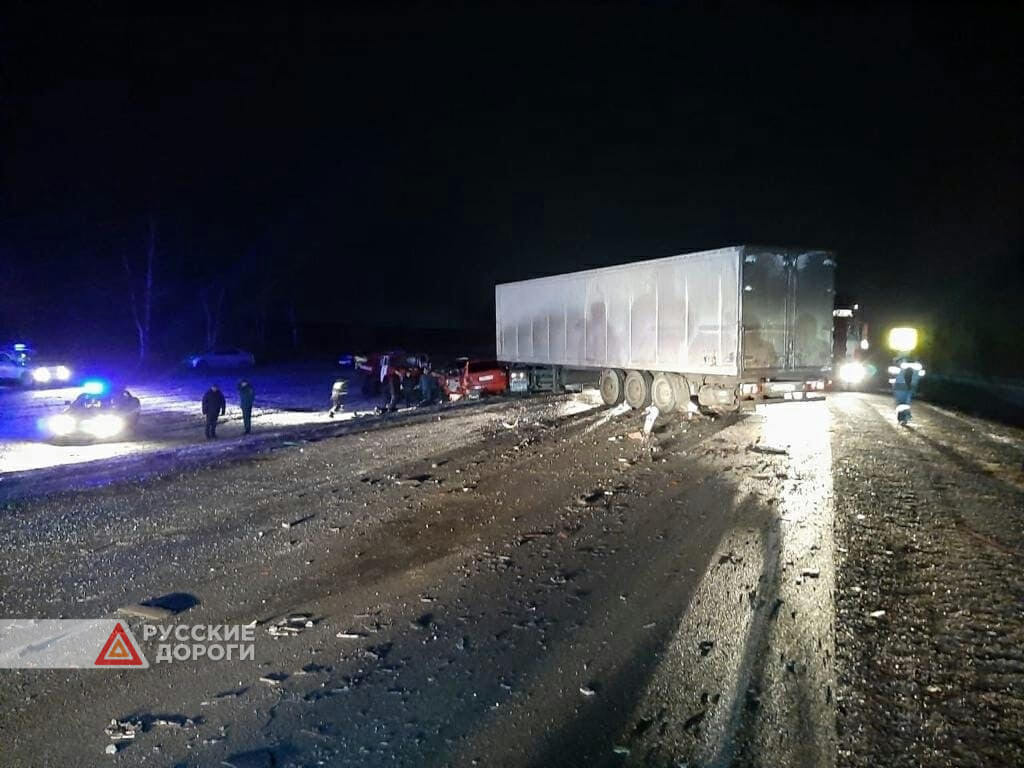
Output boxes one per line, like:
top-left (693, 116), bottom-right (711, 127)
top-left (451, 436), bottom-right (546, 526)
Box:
top-left (832, 301), bottom-right (873, 390)
top-left (46, 385), bottom-right (141, 442)
top-left (495, 245), bottom-right (835, 412)
top-left (443, 358), bottom-right (509, 399)
top-left (184, 346), bottom-right (255, 370)
top-left (0, 344), bottom-right (73, 387)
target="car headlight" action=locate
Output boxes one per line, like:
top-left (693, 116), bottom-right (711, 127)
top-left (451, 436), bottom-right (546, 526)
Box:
top-left (55, 365), bottom-right (71, 381)
top-left (48, 413), bottom-right (77, 436)
top-left (32, 367), bottom-right (52, 383)
top-left (81, 414), bottom-right (125, 439)
top-left (838, 362), bottom-right (867, 385)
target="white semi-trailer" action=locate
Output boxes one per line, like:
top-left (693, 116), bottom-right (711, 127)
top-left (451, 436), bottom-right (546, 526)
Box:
top-left (495, 245), bottom-right (835, 412)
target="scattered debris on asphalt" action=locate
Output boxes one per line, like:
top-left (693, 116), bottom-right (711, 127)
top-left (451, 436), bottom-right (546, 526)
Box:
top-left (104, 718), bottom-right (141, 742)
top-left (116, 603), bottom-right (174, 621)
top-left (267, 613), bottom-right (315, 637)
top-left (749, 442), bottom-right (789, 455)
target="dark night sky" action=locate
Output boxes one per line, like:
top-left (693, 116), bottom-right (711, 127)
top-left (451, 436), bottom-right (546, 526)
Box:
top-left (1, 2), bottom-right (1022, 371)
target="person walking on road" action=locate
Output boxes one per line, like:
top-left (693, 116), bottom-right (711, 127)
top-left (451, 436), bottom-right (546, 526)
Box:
top-left (328, 378), bottom-right (348, 417)
top-left (238, 379), bottom-right (255, 434)
top-left (890, 356), bottom-right (923, 426)
top-left (202, 385), bottom-right (226, 439)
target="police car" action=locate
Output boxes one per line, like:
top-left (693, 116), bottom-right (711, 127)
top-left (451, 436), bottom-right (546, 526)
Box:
top-left (46, 382), bottom-right (141, 442)
top-left (0, 344), bottom-right (74, 387)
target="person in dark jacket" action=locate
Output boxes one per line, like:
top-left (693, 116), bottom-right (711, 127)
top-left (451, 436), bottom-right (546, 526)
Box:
top-left (238, 379), bottom-right (255, 434)
top-left (202, 385), bottom-right (227, 439)
top-left (382, 370), bottom-right (401, 413)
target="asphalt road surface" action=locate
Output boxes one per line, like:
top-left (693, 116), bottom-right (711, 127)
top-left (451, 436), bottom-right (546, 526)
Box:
top-left (0, 392), bottom-right (1021, 767)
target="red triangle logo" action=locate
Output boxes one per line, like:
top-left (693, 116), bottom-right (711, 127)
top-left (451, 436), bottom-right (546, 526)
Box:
top-left (95, 622), bottom-right (145, 666)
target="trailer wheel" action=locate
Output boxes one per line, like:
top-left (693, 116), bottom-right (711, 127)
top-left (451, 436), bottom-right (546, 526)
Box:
top-left (624, 370), bottom-right (653, 409)
top-left (599, 369), bottom-right (625, 406)
top-left (672, 374), bottom-right (694, 407)
top-left (650, 373), bottom-right (678, 414)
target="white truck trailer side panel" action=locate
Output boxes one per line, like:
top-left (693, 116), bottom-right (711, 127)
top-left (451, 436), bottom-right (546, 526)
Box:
top-left (495, 247), bottom-right (741, 376)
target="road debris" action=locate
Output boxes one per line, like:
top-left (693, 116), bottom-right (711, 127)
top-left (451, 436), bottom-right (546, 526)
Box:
top-left (116, 603), bottom-right (174, 621)
top-left (749, 442), bottom-right (789, 455)
top-left (577, 489), bottom-right (606, 505)
top-left (642, 405), bottom-right (659, 435)
top-left (267, 613), bottom-right (315, 637)
top-left (259, 672), bottom-right (289, 685)
top-left (868, 610), bottom-right (886, 618)
top-left (104, 718), bottom-right (142, 742)
top-left (579, 685), bottom-right (598, 697)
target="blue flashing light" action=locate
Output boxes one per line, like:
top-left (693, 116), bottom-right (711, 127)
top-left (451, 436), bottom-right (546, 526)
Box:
top-left (82, 379), bottom-right (107, 396)
top-left (13, 343), bottom-right (26, 351)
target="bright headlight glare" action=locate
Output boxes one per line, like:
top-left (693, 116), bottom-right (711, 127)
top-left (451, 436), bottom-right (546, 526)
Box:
top-left (81, 414), bottom-right (125, 439)
top-left (888, 327), bottom-right (918, 353)
top-left (839, 362), bottom-right (867, 384)
top-left (32, 367), bottom-right (52, 383)
top-left (55, 365), bottom-right (71, 381)
top-left (48, 414), bottom-right (77, 436)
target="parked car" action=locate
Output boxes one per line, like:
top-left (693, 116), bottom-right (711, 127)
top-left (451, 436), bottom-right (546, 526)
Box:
top-left (46, 385), bottom-right (141, 442)
top-left (184, 346), bottom-right (255, 370)
top-left (442, 358), bottom-right (509, 399)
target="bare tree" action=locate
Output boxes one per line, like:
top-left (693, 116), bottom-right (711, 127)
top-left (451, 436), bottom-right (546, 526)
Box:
top-left (200, 282), bottom-right (227, 350)
top-left (122, 216), bottom-right (157, 363)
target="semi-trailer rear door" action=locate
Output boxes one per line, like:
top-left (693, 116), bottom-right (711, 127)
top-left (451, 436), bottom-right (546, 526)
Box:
top-left (740, 248), bottom-right (835, 374)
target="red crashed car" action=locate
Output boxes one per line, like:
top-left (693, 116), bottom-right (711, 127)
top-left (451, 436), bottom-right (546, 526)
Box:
top-left (442, 358), bottom-right (509, 399)
top-left (354, 351), bottom-right (429, 396)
